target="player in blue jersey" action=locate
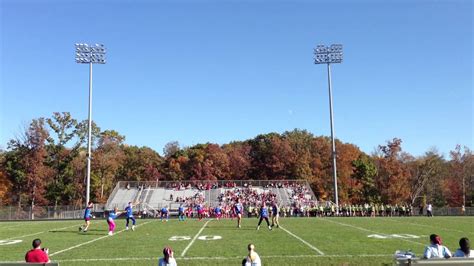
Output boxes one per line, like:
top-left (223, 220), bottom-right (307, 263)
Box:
top-left (234, 198), bottom-right (243, 228)
top-left (79, 201), bottom-right (94, 232)
top-left (107, 207), bottom-right (123, 236)
top-left (161, 206), bottom-right (169, 222)
top-left (257, 202), bottom-right (272, 231)
top-left (178, 204), bottom-right (185, 221)
top-left (271, 202), bottom-right (280, 228)
top-left (196, 203), bottom-right (204, 221)
top-left (124, 202), bottom-right (137, 231)
top-left (214, 205), bottom-right (222, 220)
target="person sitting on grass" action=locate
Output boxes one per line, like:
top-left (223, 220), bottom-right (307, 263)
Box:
top-left (453, 237), bottom-right (473, 258)
top-left (423, 234), bottom-right (452, 259)
top-left (158, 246), bottom-right (177, 266)
top-left (25, 238), bottom-right (50, 263)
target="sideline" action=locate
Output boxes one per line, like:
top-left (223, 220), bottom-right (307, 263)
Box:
top-left (180, 219), bottom-right (212, 257)
top-left (46, 254), bottom-right (393, 263)
top-left (279, 225), bottom-right (325, 255)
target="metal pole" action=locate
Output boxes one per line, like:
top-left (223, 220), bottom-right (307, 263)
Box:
top-left (86, 62), bottom-right (93, 206)
top-left (327, 63), bottom-right (339, 210)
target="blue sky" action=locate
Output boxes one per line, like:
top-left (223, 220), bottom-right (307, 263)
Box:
top-left (1, 0), bottom-right (472, 157)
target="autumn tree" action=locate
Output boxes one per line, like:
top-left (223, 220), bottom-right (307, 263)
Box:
top-left (4, 119), bottom-right (52, 210)
top-left (374, 138), bottom-right (412, 204)
top-left (119, 145), bottom-right (163, 182)
top-left (223, 141), bottom-right (251, 180)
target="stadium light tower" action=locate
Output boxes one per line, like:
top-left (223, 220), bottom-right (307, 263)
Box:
top-left (75, 43), bottom-right (106, 207)
top-left (314, 44), bottom-right (343, 210)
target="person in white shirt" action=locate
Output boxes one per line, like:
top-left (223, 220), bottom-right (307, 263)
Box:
top-left (453, 237), bottom-right (474, 258)
top-left (426, 204), bottom-right (433, 217)
top-left (158, 246), bottom-right (177, 266)
top-left (243, 243), bottom-right (261, 266)
top-left (423, 234), bottom-right (452, 259)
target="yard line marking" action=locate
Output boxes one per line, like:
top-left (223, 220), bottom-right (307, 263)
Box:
top-left (279, 225), bottom-right (325, 255)
top-left (180, 219), bottom-right (212, 258)
top-left (49, 220), bottom-right (153, 257)
top-left (5, 223), bottom-right (82, 240)
top-left (321, 218), bottom-right (425, 246)
top-left (386, 218), bottom-right (468, 234)
top-left (48, 254), bottom-right (393, 263)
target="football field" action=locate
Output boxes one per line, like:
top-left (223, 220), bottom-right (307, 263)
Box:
top-left (1, 217), bottom-right (473, 265)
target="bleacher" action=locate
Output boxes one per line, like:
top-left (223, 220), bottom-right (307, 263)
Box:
top-left (105, 180), bottom-right (317, 213)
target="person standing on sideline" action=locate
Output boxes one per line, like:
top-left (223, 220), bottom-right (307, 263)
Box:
top-left (124, 201), bottom-right (137, 231)
top-left (271, 202), bottom-right (280, 228)
top-left (256, 202), bottom-right (272, 231)
top-left (80, 201), bottom-right (94, 232)
top-left (158, 246), bottom-right (177, 266)
top-left (423, 234), bottom-right (452, 259)
top-left (25, 239), bottom-right (50, 263)
top-left (426, 203), bottom-right (433, 217)
top-left (453, 238), bottom-right (473, 258)
top-left (243, 243), bottom-right (261, 266)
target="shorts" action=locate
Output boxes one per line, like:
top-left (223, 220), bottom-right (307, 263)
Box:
top-left (84, 217), bottom-right (91, 222)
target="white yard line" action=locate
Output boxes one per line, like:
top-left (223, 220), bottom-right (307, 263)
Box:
top-left (49, 220), bottom-right (153, 257)
top-left (279, 225), bottom-right (325, 255)
top-left (47, 254), bottom-right (392, 263)
top-left (5, 223), bottom-right (82, 240)
top-left (180, 219), bottom-right (212, 258)
top-left (321, 218), bottom-right (425, 246)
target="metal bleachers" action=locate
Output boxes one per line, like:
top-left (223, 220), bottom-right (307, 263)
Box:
top-left (106, 180), bottom-right (316, 211)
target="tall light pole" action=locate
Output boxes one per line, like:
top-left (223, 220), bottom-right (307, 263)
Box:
top-left (314, 44), bottom-right (343, 209)
top-left (75, 43), bottom-right (106, 206)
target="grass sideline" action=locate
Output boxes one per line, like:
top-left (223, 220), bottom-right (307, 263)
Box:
top-left (0, 217), bottom-right (473, 265)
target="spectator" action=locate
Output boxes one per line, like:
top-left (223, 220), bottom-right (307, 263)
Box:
top-left (423, 234), bottom-right (452, 259)
top-left (427, 203), bottom-right (433, 217)
top-left (243, 243), bottom-right (261, 266)
top-left (158, 246), bottom-right (177, 266)
top-left (453, 237), bottom-right (473, 258)
top-left (25, 238), bottom-right (50, 263)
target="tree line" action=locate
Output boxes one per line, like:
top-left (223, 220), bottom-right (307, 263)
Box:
top-left (0, 112), bottom-right (472, 208)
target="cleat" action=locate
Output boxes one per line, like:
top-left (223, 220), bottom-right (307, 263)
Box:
top-left (256, 226), bottom-right (260, 230)
top-left (132, 225), bottom-right (135, 231)
top-left (269, 226), bottom-right (272, 230)
top-left (108, 231), bottom-right (113, 236)
top-left (79, 227), bottom-right (82, 232)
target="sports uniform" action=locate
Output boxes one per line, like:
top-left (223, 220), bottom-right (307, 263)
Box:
top-left (125, 203), bottom-right (136, 230)
top-left (178, 205), bottom-right (185, 221)
top-left (257, 204), bottom-right (271, 230)
top-left (161, 207), bottom-right (169, 222)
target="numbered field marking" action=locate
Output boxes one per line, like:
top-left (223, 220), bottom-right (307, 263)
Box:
top-left (169, 236), bottom-right (191, 241)
top-left (198, 235), bottom-right (222, 241)
top-left (368, 234), bottom-right (420, 239)
top-left (321, 219), bottom-right (424, 246)
top-left (180, 219), bottom-right (212, 257)
top-left (0, 239), bottom-right (22, 246)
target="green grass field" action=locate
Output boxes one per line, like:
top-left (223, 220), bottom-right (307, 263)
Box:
top-left (0, 217), bottom-right (473, 265)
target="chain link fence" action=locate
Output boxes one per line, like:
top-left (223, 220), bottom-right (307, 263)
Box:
top-left (0, 204), bottom-right (105, 220)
